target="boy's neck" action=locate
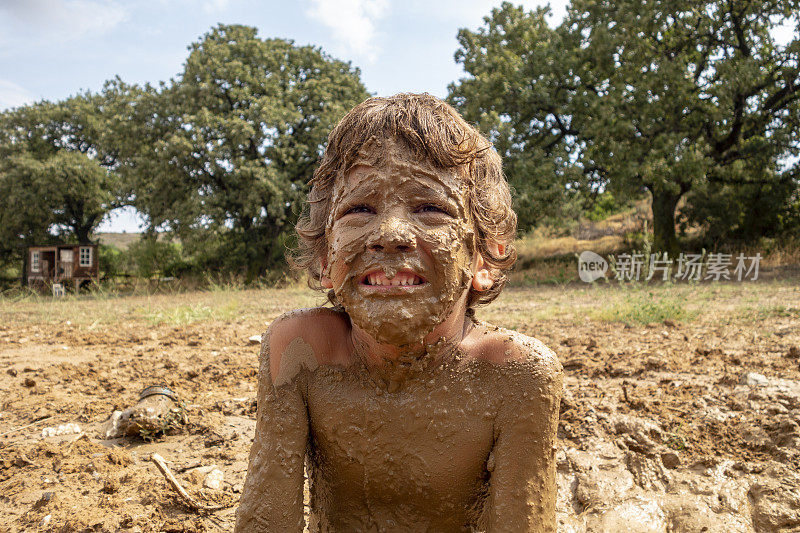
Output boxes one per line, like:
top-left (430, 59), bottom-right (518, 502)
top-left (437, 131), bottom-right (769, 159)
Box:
top-left (348, 296), bottom-right (472, 390)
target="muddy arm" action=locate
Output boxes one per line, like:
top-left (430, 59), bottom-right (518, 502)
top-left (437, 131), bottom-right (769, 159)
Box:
top-left (234, 328), bottom-right (309, 532)
top-left (484, 353), bottom-right (563, 533)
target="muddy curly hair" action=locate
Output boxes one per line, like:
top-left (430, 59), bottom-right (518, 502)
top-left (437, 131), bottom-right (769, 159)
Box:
top-left (292, 93), bottom-right (517, 308)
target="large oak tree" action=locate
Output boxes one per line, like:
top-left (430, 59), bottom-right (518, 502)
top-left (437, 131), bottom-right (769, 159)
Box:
top-left (137, 24), bottom-right (370, 279)
top-left (450, 0), bottom-right (800, 252)
top-left (0, 95), bottom-right (122, 270)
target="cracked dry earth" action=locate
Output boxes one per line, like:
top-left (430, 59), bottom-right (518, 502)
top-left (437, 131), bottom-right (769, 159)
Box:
top-left (1, 282), bottom-right (799, 532)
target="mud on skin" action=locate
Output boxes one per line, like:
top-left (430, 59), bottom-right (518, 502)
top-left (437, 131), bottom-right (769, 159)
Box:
top-left (325, 137), bottom-right (476, 349)
top-left (235, 314), bottom-right (562, 532)
top-left (235, 137), bottom-right (562, 532)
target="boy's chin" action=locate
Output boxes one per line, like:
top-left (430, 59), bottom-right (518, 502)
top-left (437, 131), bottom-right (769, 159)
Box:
top-left (344, 300), bottom-right (456, 348)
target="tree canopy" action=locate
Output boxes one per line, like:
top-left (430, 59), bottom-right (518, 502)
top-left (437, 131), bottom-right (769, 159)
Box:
top-left (132, 24), bottom-right (370, 278)
top-left (450, 0), bottom-right (800, 252)
top-left (0, 95), bottom-right (122, 269)
top-left (0, 24), bottom-right (369, 278)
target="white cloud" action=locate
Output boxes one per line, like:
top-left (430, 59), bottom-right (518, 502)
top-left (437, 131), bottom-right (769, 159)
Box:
top-left (306, 0), bottom-right (390, 63)
top-left (202, 0), bottom-right (231, 13)
top-left (404, 0), bottom-right (568, 28)
top-left (0, 0), bottom-right (128, 43)
top-left (0, 80), bottom-right (36, 110)
top-left (772, 16), bottom-right (798, 47)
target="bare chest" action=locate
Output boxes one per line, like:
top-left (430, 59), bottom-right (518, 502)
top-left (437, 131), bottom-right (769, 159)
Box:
top-left (305, 364), bottom-right (498, 530)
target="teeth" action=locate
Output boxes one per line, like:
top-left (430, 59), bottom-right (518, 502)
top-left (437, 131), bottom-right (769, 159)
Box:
top-left (365, 271), bottom-right (423, 286)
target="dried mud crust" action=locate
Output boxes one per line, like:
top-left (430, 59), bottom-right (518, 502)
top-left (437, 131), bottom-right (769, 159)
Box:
top-left (0, 295), bottom-right (799, 532)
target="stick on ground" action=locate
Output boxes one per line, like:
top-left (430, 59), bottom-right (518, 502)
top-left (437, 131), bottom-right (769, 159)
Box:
top-left (0, 416), bottom-right (53, 438)
top-left (150, 453), bottom-right (231, 512)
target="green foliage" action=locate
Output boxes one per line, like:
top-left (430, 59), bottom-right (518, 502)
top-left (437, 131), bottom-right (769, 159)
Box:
top-left (126, 24), bottom-right (369, 280)
top-left (586, 191), bottom-right (631, 222)
top-left (127, 238), bottom-right (183, 278)
top-left (680, 172), bottom-right (800, 243)
top-left (98, 244), bottom-right (124, 277)
top-left (592, 290), bottom-right (694, 325)
top-left (448, 3), bottom-right (589, 231)
top-left (0, 94), bottom-right (125, 273)
top-left (450, 0), bottom-right (800, 251)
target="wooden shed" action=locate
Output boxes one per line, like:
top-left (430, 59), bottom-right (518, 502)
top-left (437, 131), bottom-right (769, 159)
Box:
top-left (27, 244), bottom-right (99, 290)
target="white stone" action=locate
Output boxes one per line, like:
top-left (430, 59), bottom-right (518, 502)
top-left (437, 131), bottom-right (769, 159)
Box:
top-left (248, 334), bottom-right (262, 345)
top-left (740, 372), bottom-right (769, 387)
top-left (41, 423), bottom-right (82, 438)
top-left (204, 468), bottom-right (224, 490)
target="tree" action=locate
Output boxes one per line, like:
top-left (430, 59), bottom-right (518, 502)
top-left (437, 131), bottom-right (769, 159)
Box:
top-left (450, 0), bottom-right (800, 252)
top-left (0, 95), bottom-right (123, 269)
top-left (449, 3), bottom-right (589, 231)
top-left (137, 24), bottom-right (369, 279)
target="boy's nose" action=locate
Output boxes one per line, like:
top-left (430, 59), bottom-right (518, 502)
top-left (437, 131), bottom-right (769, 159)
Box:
top-left (367, 216), bottom-right (416, 253)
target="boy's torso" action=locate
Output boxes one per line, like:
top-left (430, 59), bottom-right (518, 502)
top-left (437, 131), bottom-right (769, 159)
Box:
top-left (306, 357), bottom-right (499, 532)
top-left (284, 308), bottom-right (552, 532)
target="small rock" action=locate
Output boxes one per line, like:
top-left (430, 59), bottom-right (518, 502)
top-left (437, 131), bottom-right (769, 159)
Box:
top-left (41, 515), bottom-right (51, 528)
top-left (204, 468), bottom-right (224, 490)
top-left (626, 452), bottom-right (671, 491)
top-left (644, 357), bottom-right (662, 371)
top-left (22, 377), bottom-right (36, 388)
top-left (248, 334), bottom-right (262, 345)
top-left (561, 337), bottom-right (580, 347)
top-left (787, 346), bottom-right (799, 359)
top-left (562, 358), bottom-right (585, 371)
top-left (740, 372), bottom-right (769, 387)
top-left (32, 491), bottom-right (56, 510)
top-left (766, 403), bottom-right (789, 415)
top-left (660, 451), bottom-right (681, 469)
top-left (6, 368), bottom-right (17, 377)
top-left (663, 319), bottom-right (677, 328)
top-left (41, 423), bottom-right (81, 438)
top-left (748, 476), bottom-right (800, 532)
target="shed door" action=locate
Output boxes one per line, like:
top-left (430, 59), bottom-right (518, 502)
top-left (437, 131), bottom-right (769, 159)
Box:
top-left (59, 250), bottom-right (73, 278)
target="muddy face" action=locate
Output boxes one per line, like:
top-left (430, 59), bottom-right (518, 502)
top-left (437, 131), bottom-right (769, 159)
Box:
top-left (325, 137), bottom-right (476, 348)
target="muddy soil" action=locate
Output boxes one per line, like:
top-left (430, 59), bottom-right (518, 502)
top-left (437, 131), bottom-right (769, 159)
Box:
top-left (1, 285), bottom-right (799, 532)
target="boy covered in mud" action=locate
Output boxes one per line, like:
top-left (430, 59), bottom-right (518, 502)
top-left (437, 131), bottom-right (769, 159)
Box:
top-left (235, 94), bottom-right (562, 532)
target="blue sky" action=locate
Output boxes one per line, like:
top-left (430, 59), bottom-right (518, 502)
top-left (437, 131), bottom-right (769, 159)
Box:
top-left (0, 0), bottom-right (568, 107)
top-left (0, 0), bottom-right (568, 232)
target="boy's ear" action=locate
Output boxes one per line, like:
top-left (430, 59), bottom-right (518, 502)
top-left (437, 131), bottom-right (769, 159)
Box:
top-left (471, 241), bottom-right (505, 292)
top-left (320, 257), bottom-right (333, 289)
top-left (471, 252), bottom-right (492, 292)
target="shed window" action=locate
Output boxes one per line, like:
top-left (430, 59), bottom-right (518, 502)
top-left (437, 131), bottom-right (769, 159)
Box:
top-left (79, 247), bottom-right (92, 267)
top-left (31, 251), bottom-right (40, 272)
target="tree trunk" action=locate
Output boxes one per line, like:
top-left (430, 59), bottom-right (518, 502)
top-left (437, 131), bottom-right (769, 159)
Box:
top-left (650, 188), bottom-right (683, 256)
top-left (21, 245), bottom-right (28, 287)
top-left (75, 227), bottom-right (92, 244)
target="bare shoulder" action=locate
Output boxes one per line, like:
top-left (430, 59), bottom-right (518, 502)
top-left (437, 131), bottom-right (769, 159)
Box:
top-left (464, 322), bottom-right (562, 391)
top-left (264, 307), bottom-right (351, 387)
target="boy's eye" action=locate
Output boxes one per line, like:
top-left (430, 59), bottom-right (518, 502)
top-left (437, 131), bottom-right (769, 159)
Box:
top-left (343, 205), bottom-right (374, 215)
top-left (416, 204), bottom-right (451, 216)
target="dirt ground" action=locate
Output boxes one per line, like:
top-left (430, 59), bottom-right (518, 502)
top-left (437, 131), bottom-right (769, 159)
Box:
top-left (1, 279), bottom-right (799, 532)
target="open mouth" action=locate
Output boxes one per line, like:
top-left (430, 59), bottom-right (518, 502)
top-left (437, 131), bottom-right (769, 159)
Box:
top-left (360, 270), bottom-right (425, 287)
